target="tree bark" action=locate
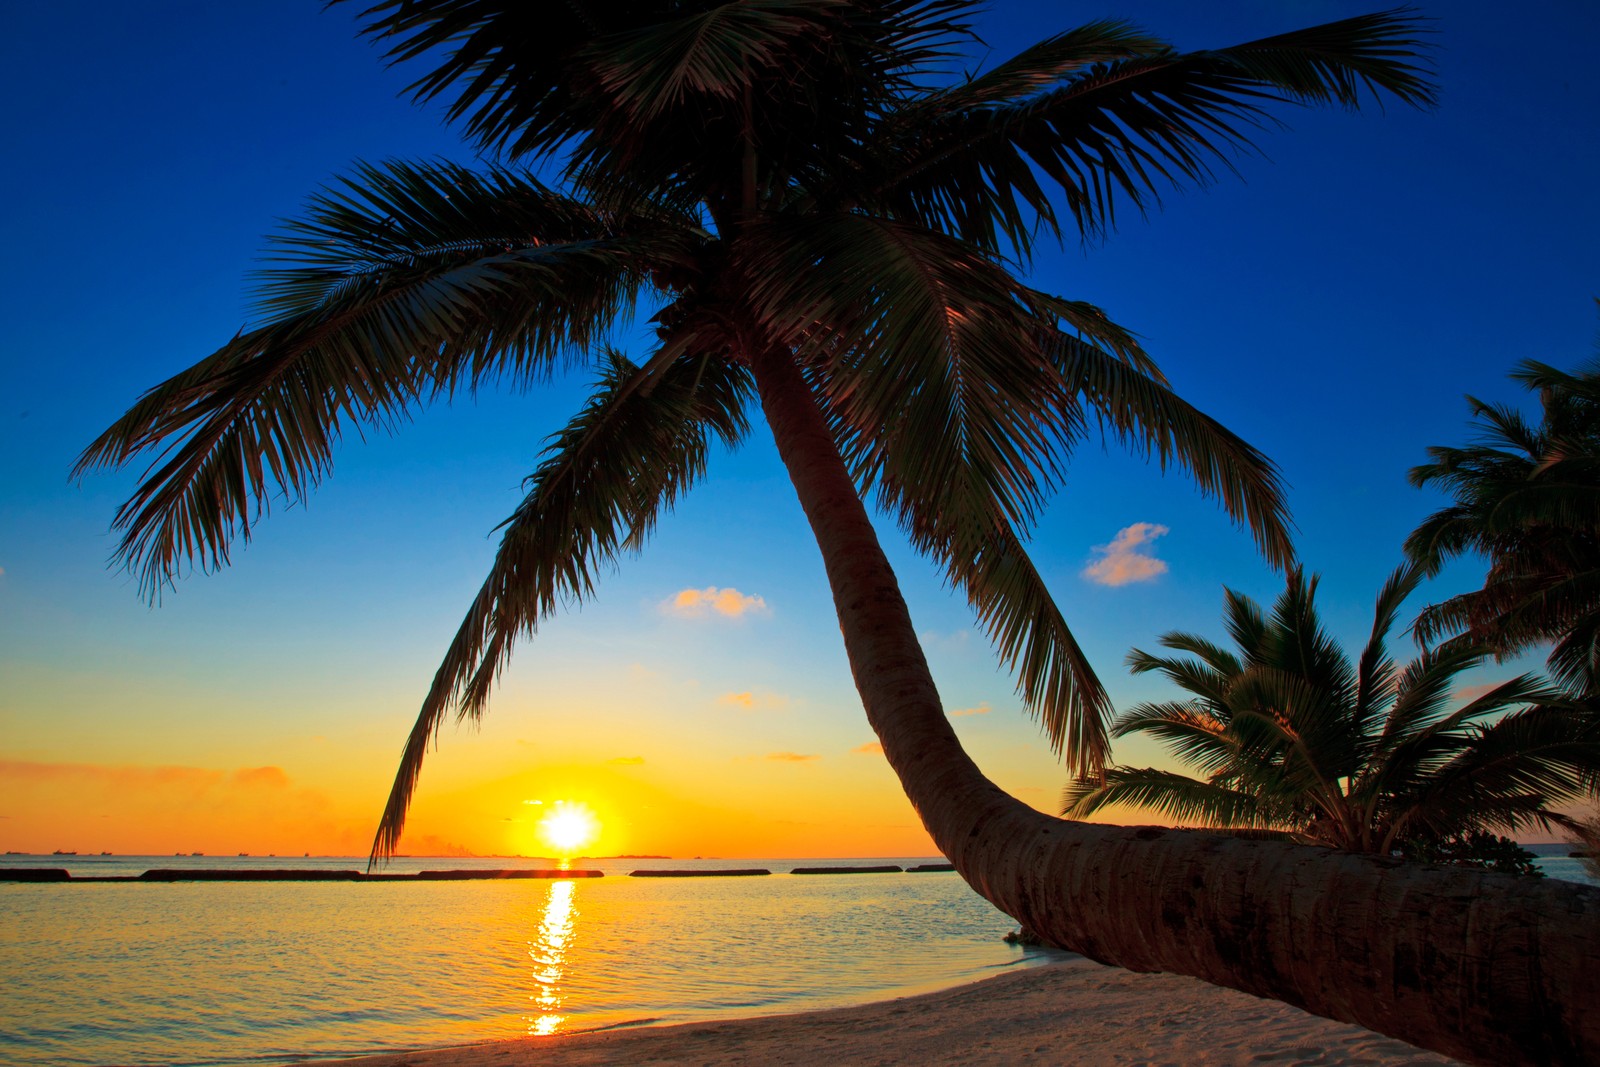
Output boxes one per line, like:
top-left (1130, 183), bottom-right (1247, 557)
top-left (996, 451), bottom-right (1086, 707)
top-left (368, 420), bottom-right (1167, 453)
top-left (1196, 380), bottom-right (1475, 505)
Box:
top-left (746, 341), bottom-right (1600, 1067)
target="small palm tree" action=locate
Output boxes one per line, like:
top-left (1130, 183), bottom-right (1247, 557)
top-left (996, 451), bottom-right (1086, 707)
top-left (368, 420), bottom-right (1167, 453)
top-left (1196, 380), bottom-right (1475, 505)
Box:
top-left (1065, 566), bottom-right (1600, 858)
top-left (1407, 353), bottom-right (1600, 694)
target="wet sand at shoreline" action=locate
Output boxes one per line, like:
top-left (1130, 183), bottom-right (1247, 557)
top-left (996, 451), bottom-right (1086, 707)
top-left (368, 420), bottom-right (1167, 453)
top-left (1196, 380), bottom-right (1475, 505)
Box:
top-left (311, 957), bottom-right (1458, 1067)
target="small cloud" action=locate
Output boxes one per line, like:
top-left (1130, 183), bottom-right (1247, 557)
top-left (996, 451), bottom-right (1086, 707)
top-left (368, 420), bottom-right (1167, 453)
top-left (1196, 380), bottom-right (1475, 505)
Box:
top-left (1082, 523), bottom-right (1170, 587)
top-left (852, 742), bottom-right (884, 756)
top-left (716, 690), bottom-right (788, 711)
top-left (765, 752), bottom-right (819, 763)
top-left (608, 756), bottom-right (646, 765)
top-left (663, 586), bottom-right (770, 619)
top-left (0, 565), bottom-right (7, 577)
top-left (949, 702), bottom-right (992, 718)
top-left (231, 766), bottom-right (291, 789)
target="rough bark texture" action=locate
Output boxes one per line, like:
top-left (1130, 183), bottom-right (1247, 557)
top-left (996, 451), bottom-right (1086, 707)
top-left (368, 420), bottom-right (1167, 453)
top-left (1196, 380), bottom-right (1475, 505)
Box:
top-left (747, 343), bottom-right (1600, 1067)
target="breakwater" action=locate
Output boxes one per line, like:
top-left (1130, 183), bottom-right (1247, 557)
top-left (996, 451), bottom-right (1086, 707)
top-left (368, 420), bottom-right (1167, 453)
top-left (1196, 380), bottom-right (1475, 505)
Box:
top-left (2, 862), bottom-right (956, 882)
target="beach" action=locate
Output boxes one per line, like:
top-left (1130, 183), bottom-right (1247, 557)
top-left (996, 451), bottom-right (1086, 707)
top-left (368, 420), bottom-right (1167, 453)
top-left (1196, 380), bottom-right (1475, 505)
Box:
top-left (312, 957), bottom-right (1459, 1067)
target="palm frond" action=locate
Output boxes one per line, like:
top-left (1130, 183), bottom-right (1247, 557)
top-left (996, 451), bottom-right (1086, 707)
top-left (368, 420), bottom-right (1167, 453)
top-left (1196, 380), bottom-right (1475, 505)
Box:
top-left (1353, 562), bottom-right (1424, 737)
top-left (1366, 670), bottom-right (1558, 801)
top-left (1405, 353), bottom-right (1600, 691)
top-left (1384, 704), bottom-right (1600, 846)
top-left (932, 514), bottom-right (1111, 774)
top-left (739, 213), bottom-right (1075, 534)
top-left (76, 160), bottom-right (682, 599)
top-left (371, 348), bottom-right (752, 862)
top-left (1126, 646), bottom-right (1236, 712)
top-left (1110, 701), bottom-right (1238, 777)
top-left (1050, 330), bottom-right (1295, 570)
top-left (939, 21), bottom-right (1163, 110)
top-left (873, 10), bottom-right (1433, 249)
top-left (587, 3), bottom-right (832, 120)
top-left (1062, 766), bottom-right (1277, 831)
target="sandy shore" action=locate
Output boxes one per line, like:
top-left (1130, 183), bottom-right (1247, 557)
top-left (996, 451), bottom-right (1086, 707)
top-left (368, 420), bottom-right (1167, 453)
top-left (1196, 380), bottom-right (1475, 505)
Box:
top-left (310, 957), bottom-right (1459, 1067)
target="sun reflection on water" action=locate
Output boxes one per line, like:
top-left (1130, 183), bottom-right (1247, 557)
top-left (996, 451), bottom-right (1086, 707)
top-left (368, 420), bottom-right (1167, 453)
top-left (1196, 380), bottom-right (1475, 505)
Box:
top-left (527, 879), bottom-right (578, 1035)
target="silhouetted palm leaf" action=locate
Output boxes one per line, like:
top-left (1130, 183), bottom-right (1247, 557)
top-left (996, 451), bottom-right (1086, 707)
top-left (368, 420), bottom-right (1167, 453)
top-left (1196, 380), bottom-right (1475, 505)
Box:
top-left (1071, 567), bottom-right (1600, 854)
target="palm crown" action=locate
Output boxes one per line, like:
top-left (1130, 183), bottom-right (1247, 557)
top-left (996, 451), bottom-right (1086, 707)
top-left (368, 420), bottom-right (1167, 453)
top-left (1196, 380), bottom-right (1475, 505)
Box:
top-left (1407, 354), bottom-right (1600, 694)
top-left (1064, 565), bottom-right (1599, 853)
top-left (76, 2), bottom-right (1435, 858)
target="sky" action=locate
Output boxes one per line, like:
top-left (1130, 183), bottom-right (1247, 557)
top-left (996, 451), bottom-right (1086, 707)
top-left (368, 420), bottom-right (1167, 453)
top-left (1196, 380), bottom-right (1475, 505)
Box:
top-left (2, 1), bottom-right (1597, 857)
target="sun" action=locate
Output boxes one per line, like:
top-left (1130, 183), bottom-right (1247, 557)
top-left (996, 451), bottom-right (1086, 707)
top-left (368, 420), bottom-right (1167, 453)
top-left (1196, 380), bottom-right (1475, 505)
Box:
top-left (536, 802), bottom-right (600, 856)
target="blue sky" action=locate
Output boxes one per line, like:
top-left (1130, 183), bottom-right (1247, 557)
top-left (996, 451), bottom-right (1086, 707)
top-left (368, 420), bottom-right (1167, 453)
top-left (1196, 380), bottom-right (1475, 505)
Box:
top-left (2, 2), bottom-right (1597, 854)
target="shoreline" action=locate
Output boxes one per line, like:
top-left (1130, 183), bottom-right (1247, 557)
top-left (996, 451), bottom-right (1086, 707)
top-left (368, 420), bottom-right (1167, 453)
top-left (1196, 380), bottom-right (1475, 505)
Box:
top-left (308, 958), bottom-right (1460, 1067)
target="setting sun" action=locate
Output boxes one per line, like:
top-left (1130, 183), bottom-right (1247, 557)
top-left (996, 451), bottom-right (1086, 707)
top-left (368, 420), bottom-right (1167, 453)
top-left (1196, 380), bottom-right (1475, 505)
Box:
top-left (537, 802), bottom-right (600, 856)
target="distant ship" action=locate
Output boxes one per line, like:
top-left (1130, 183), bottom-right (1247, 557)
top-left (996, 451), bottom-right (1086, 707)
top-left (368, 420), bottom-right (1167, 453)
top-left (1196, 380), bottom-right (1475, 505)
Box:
top-left (100, 851), bottom-right (112, 856)
top-left (52, 850), bottom-right (77, 856)
top-left (238, 852), bottom-right (249, 857)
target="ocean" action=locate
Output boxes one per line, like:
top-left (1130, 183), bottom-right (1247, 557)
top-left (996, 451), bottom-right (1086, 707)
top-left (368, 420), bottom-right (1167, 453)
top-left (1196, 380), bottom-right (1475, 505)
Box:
top-left (0, 855), bottom-right (1064, 1066)
top-left (2, 847), bottom-right (1590, 1067)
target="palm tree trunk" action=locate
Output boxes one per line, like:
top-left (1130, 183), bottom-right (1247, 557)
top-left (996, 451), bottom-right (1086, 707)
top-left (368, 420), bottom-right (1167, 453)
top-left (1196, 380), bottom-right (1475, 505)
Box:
top-left (746, 341), bottom-right (1600, 1067)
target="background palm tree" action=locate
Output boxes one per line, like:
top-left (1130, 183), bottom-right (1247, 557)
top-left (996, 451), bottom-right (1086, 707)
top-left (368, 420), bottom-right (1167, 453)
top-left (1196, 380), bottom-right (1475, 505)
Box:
top-left (74, 4), bottom-right (1595, 1062)
top-left (1065, 565), bottom-right (1599, 863)
top-left (1407, 351), bottom-right (1600, 695)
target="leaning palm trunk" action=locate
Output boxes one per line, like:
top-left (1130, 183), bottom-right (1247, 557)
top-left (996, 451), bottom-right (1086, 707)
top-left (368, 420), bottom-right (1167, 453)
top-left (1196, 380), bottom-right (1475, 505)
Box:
top-left (749, 341), bottom-right (1600, 1067)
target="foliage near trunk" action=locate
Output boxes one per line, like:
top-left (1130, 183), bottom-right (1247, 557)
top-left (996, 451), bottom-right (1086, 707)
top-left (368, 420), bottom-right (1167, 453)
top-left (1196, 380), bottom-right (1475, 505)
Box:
top-left (1064, 565), bottom-right (1600, 858)
top-left (1408, 353), bottom-right (1600, 694)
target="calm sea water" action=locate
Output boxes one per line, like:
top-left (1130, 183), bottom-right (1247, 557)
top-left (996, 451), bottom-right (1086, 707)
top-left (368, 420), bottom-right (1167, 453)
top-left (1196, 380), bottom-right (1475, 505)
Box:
top-left (2, 848), bottom-right (1590, 1067)
top-left (0, 855), bottom-right (1064, 1066)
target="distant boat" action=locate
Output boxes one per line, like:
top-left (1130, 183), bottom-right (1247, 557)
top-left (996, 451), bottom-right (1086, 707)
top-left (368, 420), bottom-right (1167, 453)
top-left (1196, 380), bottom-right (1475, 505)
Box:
top-left (191, 852), bottom-right (204, 857)
top-left (52, 850), bottom-right (77, 856)
top-left (238, 852), bottom-right (249, 857)
top-left (5, 850), bottom-right (26, 855)
top-left (100, 851), bottom-right (112, 856)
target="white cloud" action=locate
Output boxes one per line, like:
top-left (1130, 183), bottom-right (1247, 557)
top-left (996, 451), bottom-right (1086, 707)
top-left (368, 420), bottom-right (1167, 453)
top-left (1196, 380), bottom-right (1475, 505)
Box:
top-left (949, 702), bottom-right (992, 718)
top-left (852, 741), bottom-right (884, 756)
top-left (765, 752), bottom-right (820, 763)
top-left (663, 586), bottom-right (770, 619)
top-left (1082, 523), bottom-right (1170, 587)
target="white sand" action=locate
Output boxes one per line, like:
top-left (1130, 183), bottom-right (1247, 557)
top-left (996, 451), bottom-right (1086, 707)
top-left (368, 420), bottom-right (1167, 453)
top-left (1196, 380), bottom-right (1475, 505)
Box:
top-left (310, 957), bottom-right (1459, 1066)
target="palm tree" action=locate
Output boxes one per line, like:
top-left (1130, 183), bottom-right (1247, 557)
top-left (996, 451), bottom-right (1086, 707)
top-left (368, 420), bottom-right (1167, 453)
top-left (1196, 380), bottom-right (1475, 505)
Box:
top-left (74, 4), bottom-right (1596, 1062)
top-left (1407, 354), bottom-right (1600, 694)
top-left (1065, 566), bottom-right (1599, 861)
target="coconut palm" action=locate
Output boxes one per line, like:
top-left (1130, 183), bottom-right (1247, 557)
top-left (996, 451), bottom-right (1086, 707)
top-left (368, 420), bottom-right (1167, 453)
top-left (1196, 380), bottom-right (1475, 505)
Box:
top-left (75, 4), bottom-right (1597, 1062)
top-left (1064, 565), bottom-right (1600, 859)
top-left (1407, 355), bottom-right (1600, 694)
